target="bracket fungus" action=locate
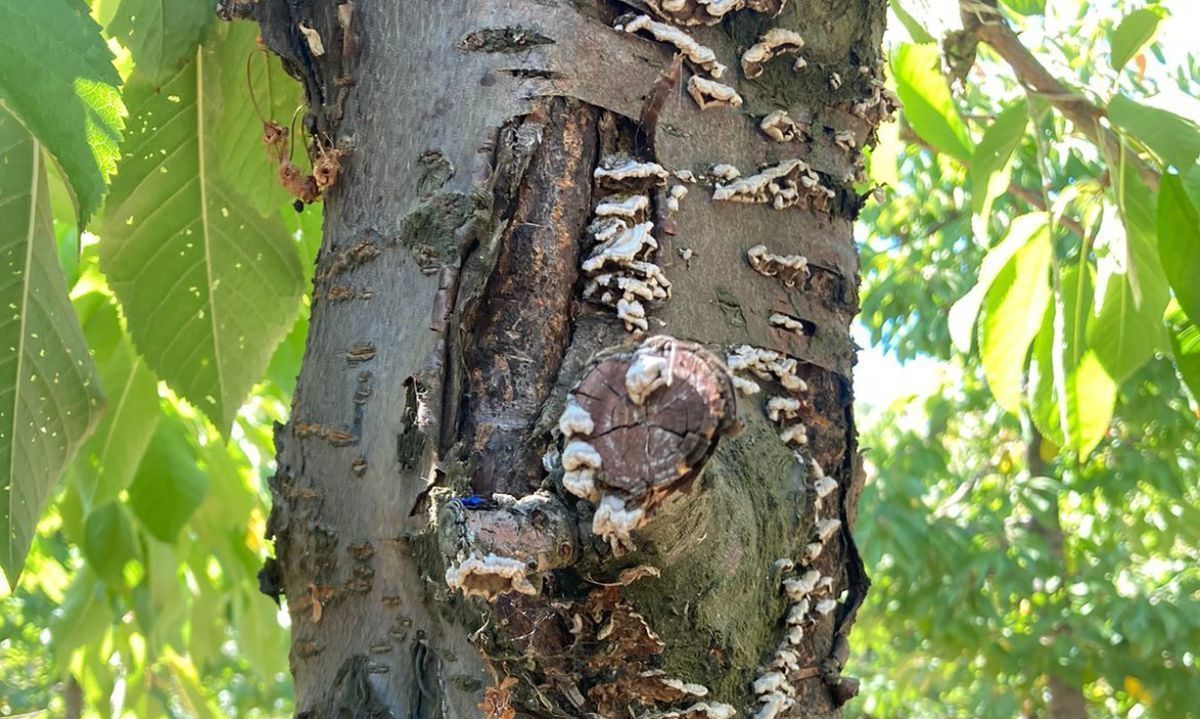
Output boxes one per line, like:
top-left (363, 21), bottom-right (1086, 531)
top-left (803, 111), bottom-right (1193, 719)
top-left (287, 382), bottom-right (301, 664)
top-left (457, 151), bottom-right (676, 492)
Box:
top-left (688, 76), bottom-right (744, 110)
top-left (759, 110), bottom-right (808, 143)
top-left (557, 336), bottom-right (737, 552)
top-left (741, 29), bottom-right (805, 79)
top-left (616, 14), bottom-right (727, 78)
top-left (747, 245), bottom-right (809, 287)
top-left (712, 160), bottom-right (834, 212)
top-left (643, 0), bottom-right (788, 26)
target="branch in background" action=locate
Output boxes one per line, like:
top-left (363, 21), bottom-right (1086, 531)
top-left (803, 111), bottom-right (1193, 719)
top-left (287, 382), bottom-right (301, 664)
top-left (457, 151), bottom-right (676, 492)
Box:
top-left (898, 126), bottom-right (1087, 238)
top-left (959, 0), bottom-right (1160, 191)
top-left (1006, 184), bottom-right (1087, 238)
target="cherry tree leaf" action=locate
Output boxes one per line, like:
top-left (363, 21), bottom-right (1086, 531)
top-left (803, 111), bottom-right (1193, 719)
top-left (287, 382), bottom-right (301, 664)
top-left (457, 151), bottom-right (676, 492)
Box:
top-left (101, 40), bottom-right (304, 432)
top-left (0, 108), bottom-right (105, 583)
top-left (0, 0), bottom-right (124, 225)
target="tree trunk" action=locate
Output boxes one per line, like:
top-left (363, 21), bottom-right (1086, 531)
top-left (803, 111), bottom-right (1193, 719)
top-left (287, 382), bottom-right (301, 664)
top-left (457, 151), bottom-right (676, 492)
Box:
top-left (227, 1), bottom-right (890, 716)
top-left (1026, 432), bottom-right (1089, 719)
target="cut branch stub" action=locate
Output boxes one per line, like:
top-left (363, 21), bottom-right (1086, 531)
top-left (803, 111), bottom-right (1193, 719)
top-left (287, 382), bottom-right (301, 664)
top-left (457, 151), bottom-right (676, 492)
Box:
top-left (560, 336), bottom-right (737, 552)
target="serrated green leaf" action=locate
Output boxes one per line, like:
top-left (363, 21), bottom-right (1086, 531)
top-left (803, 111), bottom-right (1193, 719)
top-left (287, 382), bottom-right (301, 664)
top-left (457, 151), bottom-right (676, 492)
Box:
top-left (1108, 95), bottom-right (1200, 172)
top-left (979, 221), bottom-right (1052, 413)
top-left (72, 289), bottom-right (161, 509)
top-left (101, 44), bottom-right (304, 432)
top-left (1088, 162), bottom-right (1169, 382)
top-left (1000, 0), bottom-right (1045, 16)
top-left (107, 0), bottom-right (215, 86)
top-left (216, 22), bottom-right (303, 216)
top-left (1158, 175), bottom-right (1200, 327)
top-left (0, 0), bottom-right (124, 225)
top-left (892, 43), bottom-right (973, 163)
top-left (949, 214), bottom-right (1047, 353)
top-left (1110, 7), bottom-right (1168, 73)
top-left (0, 107), bottom-right (105, 584)
top-left (127, 418), bottom-right (208, 542)
top-left (83, 501), bottom-right (139, 582)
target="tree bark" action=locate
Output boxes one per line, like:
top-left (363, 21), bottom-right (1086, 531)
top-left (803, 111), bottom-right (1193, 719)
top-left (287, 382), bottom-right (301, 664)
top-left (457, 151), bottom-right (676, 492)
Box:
top-left (226, 1), bottom-right (890, 716)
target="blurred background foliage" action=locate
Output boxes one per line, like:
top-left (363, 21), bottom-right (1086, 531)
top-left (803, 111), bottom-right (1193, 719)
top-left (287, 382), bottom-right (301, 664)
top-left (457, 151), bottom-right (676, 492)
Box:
top-left (0, 0), bottom-right (1197, 717)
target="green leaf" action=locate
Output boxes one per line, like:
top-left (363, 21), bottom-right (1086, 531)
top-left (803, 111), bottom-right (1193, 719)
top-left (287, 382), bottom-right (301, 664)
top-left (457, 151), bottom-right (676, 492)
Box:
top-left (1158, 174), bottom-right (1200, 327)
top-left (1167, 308), bottom-right (1200, 401)
top-left (1000, 0), bottom-right (1045, 16)
top-left (1108, 95), bottom-right (1200, 172)
top-left (969, 104), bottom-right (1028, 217)
top-left (979, 221), bottom-right (1053, 413)
top-left (949, 214), bottom-right (1047, 353)
top-left (0, 0), bottom-right (125, 225)
top-left (233, 586), bottom-right (287, 680)
top-left (127, 418), bottom-right (209, 542)
top-left (215, 22), bottom-right (303, 216)
top-left (892, 43), bottom-right (973, 163)
top-left (888, 0), bottom-right (935, 44)
top-left (0, 107), bottom-right (105, 583)
top-left (1029, 266), bottom-right (1117, 456)
top-left (1110, 7), bottom-right (1168, 73)
top-left (101, 45), bottom-right (304, 432)
top-left (50, 566), bottom-right (113, 665)
top-left (72, 288), bottom-right (161, 508)
top-left (83, 501), bottom-right (139, 582)
top-left (107, 0), bottom-right (215, 86)
top-left (1088, 162), bottom-right (1169, 382)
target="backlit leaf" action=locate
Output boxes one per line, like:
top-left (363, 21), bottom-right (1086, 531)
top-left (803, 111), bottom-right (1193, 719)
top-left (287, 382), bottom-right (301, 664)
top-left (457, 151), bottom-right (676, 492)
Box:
top-left (1108, 94), bottom-right (1200, 172)
top-left (979, 221), bottom-right (1052, 413)
top-left (0, 108), bottom-right (105, 583)
top-left (892, 43), bottom-right (973, 163)
top-left (1110, 7), bottom-right (1168, 73)
top-left (949, 214), bottom-right (1047, 353)
top-left (0, 0), bottom-right (124, 225)
top-left (101, 40), bottom-right (304, 432)
top-left (1088, 161), bottom-right (1169, 383)
top-left (107, 0), bottom-right (215, 86)
top-left (1157, 174), bottom-right (1200, 326)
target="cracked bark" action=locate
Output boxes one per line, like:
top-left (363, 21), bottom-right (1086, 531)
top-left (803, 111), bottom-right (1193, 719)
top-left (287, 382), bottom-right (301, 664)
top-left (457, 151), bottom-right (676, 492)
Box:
top-left (226, 0), bottom-right (887, 716)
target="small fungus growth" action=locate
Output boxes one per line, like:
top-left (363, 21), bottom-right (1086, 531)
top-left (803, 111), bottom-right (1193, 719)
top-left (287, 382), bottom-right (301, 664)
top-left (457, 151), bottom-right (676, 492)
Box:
top-left (741, 28), bottom-right (805, 79)
top-left (712, 160), bottom-right (834, 212)
top-left (747, 245), bottom-right (809, 287)
top-left (688, 76), bottom-right (744, 110)
top-left (643, 0), bottom-right (788, 26)
top-left (759, 110), bottom-right (808, 143)
top-left (583, 154), bottom-right (674, 334)
top-left (445, 552), bottom-right (538, 600)
top-left (616, 14), bottom-right (727, 78)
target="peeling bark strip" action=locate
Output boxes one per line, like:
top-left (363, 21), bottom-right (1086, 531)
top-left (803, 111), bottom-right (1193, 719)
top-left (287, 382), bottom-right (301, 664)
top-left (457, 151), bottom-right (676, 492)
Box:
top-left (225, 0), bottom-right (890, 715)
top-left (457, 98), bottom-right (598, 496)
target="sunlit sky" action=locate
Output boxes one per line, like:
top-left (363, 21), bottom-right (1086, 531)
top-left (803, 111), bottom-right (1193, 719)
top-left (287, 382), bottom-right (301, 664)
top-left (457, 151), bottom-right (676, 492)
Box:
top-left (854, 0), bottom-right (1199, 417)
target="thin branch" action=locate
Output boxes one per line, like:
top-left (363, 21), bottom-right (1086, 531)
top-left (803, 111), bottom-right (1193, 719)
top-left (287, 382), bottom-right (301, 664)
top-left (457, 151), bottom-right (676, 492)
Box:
top-left (960, 0), bottom-right (1160, 190)
top-left (898, 126), bottom-right (1087, 237)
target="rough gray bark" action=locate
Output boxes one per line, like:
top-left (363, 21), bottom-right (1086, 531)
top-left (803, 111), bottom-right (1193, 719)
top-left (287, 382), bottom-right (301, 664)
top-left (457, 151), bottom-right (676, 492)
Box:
top-left (223, 1), bottom-right (890, 716)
